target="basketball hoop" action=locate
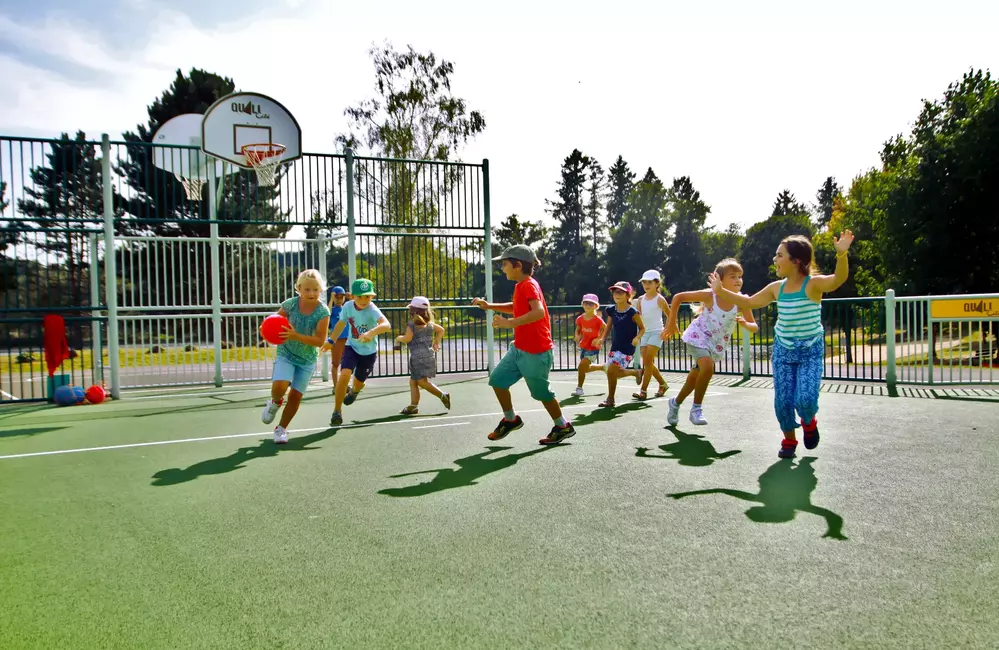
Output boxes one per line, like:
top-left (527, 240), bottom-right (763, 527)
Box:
top-left (177, 175), bottom-right (204, 201)
top-left (242, 143), bottom-right (286, 187)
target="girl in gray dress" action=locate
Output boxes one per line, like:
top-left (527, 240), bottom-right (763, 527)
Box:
top-left (395, 296), bottom-right (451, 414)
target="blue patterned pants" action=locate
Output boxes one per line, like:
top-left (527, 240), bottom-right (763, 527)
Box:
top-left (772, 338), bottom-right (824, 432)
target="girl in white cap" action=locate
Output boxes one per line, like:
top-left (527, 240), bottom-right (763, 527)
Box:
top-left (395, 296), bottom-right (450, 414)
top-left (632, 269), bottom-right (670, 400)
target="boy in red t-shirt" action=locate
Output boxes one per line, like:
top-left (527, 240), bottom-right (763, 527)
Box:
top-left (572, 293), bottom-right (606, 396)
top-left (472, 244), bottom-right (576, 445)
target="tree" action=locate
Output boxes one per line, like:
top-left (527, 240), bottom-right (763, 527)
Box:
top-left (606, 155), bottom-right (636, 230)
top-left (662, 176), bottom-right (710, 295)
top-left (16, 131), bottom-right (104, 315)
top-left (0, 181), bottom-right (17, 293)
top-left (702, 223), bottom-right (744, 271)
top-left (605, 168), bottom-right (670, 289)
top-left (814, 177), bottom-right (841, 229)
top-left (585, 159), bottom-right (608, 253)
top-left (771, 189), bottom-right (812, 218)
top-left (543, 149), bottom-right (592, 305)
top-left (480, 214), bottom-right (549, 303)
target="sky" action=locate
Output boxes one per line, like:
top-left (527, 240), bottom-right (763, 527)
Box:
top-left (1, 0), bottom-right (997, 231)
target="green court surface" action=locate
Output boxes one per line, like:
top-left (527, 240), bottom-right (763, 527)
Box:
top-left (1, 372), bottom-right (997, 649)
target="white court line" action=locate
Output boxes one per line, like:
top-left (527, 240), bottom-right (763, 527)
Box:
top-left (0, 389), bottom-right (20, 400)
top-left (0, 404), bottom-right (599, 461)
top-left (412, 422), bottom-right (470, 430)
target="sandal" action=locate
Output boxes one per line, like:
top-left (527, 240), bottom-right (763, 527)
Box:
top-left (598, 398), bottom-right (616, 408)
top-left (632, 390), bottom-right (648, 400)
top-left (655, 384), bottom-right (668, 398)
top-left (399, 405), bottom-right (419, 415)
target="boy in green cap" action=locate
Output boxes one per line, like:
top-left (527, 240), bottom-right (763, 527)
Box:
top-left (472, 244), bottom-right (576, 445)
top-left (328, 278), bottom-right (392, 426)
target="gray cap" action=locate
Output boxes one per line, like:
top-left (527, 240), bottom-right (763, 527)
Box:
top-left (492, 244), bottom-right (539, 263)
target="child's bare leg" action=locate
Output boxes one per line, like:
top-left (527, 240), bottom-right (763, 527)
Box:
top-left (409, 379), bottom-right (421, 406)
top-left (640, 346), bottom-right (661, 391)
top-left (542, 399), bottom-right (563, 420)
top-left (675, 368), bottom-right (699, 404)
top-left (577, 357), bottom-right (591, 387)
top-left (330, 340), bottom-right (346, 389)
top-left (278, 389), bottom-right (303, 428)
top-left (333, 368), bottom-right (352, 411)
top-left (692, 357), bottom-right (714, 404)
top-left (607, 364), bottom-right (620, 399)
top-left (416, 378), bottom-right (443, 398)
top-left (271, 380), bottom-right (289, 402)
top-left (493, 386), bottom-right (514, 412)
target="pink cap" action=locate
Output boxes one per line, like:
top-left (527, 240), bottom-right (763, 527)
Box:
top-left (581, 293), bottom-right (599, 305)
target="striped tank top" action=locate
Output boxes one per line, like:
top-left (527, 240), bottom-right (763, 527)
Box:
top-left (774, 277), bottom-right (823, 345)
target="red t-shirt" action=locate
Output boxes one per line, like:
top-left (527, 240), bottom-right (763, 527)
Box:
top-left (576, 314), bottom-right (602, 351)
top-left (512, 277), bottom-right (552, 354)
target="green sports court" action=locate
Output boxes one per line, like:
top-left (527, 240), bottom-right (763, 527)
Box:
top-left (2, 373), bottom-right (997, 649)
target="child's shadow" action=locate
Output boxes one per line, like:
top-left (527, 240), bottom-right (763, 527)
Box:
top-left (378, 445), bottom-right (562, 498)
top-left (668, 458), bottom-right (848, 540)
top-left (150, 427), bottom-right (339, 487)
top-left (636, 426), bottom-right (741, 467)
top-left (571, 401), bottom-right (651, 427)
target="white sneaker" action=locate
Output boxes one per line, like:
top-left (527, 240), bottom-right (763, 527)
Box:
top-left (273, 426), bottom-right (288, 444)
top-left (666, 397), bottom-right (680, 426)
top-left (572, 387), bottom-right (584, 397)
top-left (689, 406), bottom-right (707, 426)
top-left (261, 399), bottom-right (282, 424)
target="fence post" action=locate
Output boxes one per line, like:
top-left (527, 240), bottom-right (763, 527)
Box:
top-left (927, 300), bottom-right (934, 386)
top-left (101, 135), bottom-right (120, 399)
top-left (89, 233), bottom-right (102, 384)
top-left (885, 289), bottom-right (896, 391)
top-left (742, 316), bottom-right (752, 381)
top-left (345, 147), bottom-right (356, 285)
top-left (482, 159), bottom-right (495, 372)
top-left (318, 232), bottom-right (329, 382)
top-left (208, 169), bottom-right (223, 388)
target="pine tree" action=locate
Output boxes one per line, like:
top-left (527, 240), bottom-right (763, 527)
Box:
top-left (662, 176), bottom-right (710, 295)
top-left (544, 149), bottom-right (592, 304)
top-left (814, 177), bottom-right (841, 229)
top-left (605, 155), bottom-right (636, 230)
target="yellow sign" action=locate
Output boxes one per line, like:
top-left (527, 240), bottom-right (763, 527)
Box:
top-left (930, 297), bottom-right (999, 319)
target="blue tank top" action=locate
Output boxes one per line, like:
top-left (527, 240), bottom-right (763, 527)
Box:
top-left (605, 306), bottom-right (638, 355)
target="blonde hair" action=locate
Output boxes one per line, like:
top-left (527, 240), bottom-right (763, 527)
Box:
top-left (714, 258), bottom-right (743, 278)
top-left (411, 305), bottom-right (435, 327)
top-left (295, 269), bottom-right (327, 293)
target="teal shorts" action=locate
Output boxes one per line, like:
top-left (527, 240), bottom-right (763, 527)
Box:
top-left (489, 345), bottom-right (555, 402)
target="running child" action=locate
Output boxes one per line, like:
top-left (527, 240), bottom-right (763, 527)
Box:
top-left (596, 281), bottom-right (644, 408)
top-left (709, 231), bottom-right (855, 458)
top-left (471, 244), bottom-right (575, 445)
top-left (261, 269), bottom-right (331, 444)
top-left (328, 278), bottom-right (392, 426)
top-left (321, 285), bottom-right (349, 394)
top-left (395, 295), bottom-right (451, 414)
top-left (632, 269), bottom-right (670, 400)
top-left (662, 258), bottom-right (758, 426)
top-left (571, 293), bottom-right (606, 396)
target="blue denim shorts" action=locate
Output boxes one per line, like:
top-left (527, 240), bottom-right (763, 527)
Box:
top-left (272, 356), bottom-right (316, 394)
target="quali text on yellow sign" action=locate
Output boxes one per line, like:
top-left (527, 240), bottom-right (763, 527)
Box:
top-left (930, 298), bottom-right (999, 320)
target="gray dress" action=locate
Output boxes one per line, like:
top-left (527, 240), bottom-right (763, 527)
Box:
top-left (408, 321), bottom-right (437, 380)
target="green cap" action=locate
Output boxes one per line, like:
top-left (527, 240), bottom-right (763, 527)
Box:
top-left (492, 244), bottom-right (539, 264)
top-left (351, 278), bottom-right (376, 296)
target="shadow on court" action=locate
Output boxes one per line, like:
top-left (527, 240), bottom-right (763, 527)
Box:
top-left (150, 427), bottom-right (340, 486)
top-left (378, 445), bottom-right (563, 498)
top-left (570, 401), bottom-right (651, 427)
top-left (635, 426), bottom-right (741, 466)
top-left (668, 457), bottom-right (848, 540)
top-left (0, 426), bottom-right (67, 439)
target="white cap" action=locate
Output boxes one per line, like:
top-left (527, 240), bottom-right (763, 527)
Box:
top-left (641, 269), bottom-right (661, 282)
top-left (408, 296), bottom-right (430, 309)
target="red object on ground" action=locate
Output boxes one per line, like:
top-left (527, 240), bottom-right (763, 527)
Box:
top-left (261, 314), bottom-right (291, 345)
top-left (42, 314), bottom-right (71, 377)
top-left (85, 385), bottom-right (106, 404)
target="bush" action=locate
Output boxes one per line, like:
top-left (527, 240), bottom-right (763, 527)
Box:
top-left (16, 352), bottom-right (34, 364)
top-left (149, 345), bottom-right (162, 353)
top-left (184, 344), bottom-right (197, 352)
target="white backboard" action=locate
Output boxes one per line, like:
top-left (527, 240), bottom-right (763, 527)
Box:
top-left (151, 113), bottom-right (226, 181)
top-left (201, 92), bottom-right (302, 168)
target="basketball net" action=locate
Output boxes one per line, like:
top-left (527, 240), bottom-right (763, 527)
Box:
top-left (242, 143), bottom-right (286, 187)
top-left (177, 176), bottom-right (204, 201)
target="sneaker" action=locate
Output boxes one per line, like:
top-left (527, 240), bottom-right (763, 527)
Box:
top-left (689, 406), bottom-right (707, 426)
top-left (572, 387), bottom-right (584, 397)
top-left (273, 426), bottom-right (288, 444)
top-left (778, 439), bottom-right (798, 459)
top-left (666, 397), bottom-right (680, 426)
top-left (343, 389), bottom-right (359, 406)
top-left (400, 405), bottom-right (419, 415)
top-left (488, 416), bottom-right (524, 441)
top-left (261, 398), bottom-right (282, 424)
top-left (802, 418), bottom-right (820, 450)
top-left (441, 392), bottom-right (451, 410)
top-left (540, 423), bottom-right (576, 445)
top-left (330, 411), bottom-right (343, 427)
